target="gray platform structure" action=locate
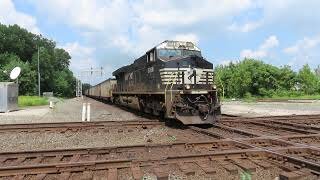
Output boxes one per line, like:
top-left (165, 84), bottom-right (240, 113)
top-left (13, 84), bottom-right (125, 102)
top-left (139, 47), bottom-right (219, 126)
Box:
top-left (0, 82), bottom-right (18, 112)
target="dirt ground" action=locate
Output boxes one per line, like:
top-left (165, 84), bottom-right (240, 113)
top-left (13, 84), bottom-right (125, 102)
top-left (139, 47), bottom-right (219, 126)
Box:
top-left (1, 97), bottom-right (320, 124)
top-left (0, 97), bottom-right (140, 124)
top-left (222, 100), bottom-right (320, 117)
top-left (0, 98), bottom-right (319, 179)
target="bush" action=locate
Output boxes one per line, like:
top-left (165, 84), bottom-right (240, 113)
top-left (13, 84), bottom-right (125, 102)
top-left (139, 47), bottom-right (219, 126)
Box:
top-left (215, 59), bottom-right (320, 99)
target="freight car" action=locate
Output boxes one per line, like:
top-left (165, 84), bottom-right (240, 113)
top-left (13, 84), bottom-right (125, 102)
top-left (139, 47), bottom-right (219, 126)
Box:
top-left (85, 78), bottom-right (116, 102)
top-left (85, 40), bottom-right (221, 124)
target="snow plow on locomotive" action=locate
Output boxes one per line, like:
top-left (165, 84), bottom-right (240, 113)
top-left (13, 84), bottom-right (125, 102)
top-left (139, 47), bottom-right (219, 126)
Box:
top-left (85, 40), bottom-right (221, 125)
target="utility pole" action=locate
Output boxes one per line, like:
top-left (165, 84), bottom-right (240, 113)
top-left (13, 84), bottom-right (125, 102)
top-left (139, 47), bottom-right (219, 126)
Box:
top-left (75, 78), bottom-right (82, 97)
top-left (80, 66), bottom-right (104, 85)
top-left (38, 46), bottom-right (41, 96)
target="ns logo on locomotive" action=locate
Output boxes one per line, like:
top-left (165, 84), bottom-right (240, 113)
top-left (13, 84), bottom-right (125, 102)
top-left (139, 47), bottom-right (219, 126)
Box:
top-left (85, 40), bottom-right (221, 125)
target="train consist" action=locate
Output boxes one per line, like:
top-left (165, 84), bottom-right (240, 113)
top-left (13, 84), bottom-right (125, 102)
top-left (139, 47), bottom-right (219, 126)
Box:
top-left (85, 40), bottom-right (221, 124)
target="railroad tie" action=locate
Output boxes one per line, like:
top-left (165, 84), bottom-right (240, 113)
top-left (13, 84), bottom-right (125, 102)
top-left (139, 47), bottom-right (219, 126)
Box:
top-left (218, 160), bottom-right (238, 175)
top-left (88, 154), bottom-right (98, 161)
top-left (82, 171), bottom-right (93, 179)
top-left (70, 154), bottom-right (81, 162)
top-left (107, 168), bottom-right (117, 180)
top-left (232, 159), bottom-right (257, 172)
top-left (249, 159), bottom-right (272, 169)
top-left (195, 161), bottom-right (216, 174)
top-left (153, 167), bottom-right (169, 180)
top-left (35, 173), bottom-right (47, 180)
top-left (59, 172), bottom-right (71, 180)
top-left (31, 157), bottom-right (43, 164)
top-left (0, 157), bottom-right (6, 164)
top-left (15, 157), bottom-right (26, 165)
top-left (279, 169), bottom-right (311, 180)
top-left (177, 162), bottom-right (196, 176)
top-left (13, 174), bottom-right (25, 180)
top-left (52, 155), bottom-right (63, 163)
top-left (131, 166), bottom-right (143, 180)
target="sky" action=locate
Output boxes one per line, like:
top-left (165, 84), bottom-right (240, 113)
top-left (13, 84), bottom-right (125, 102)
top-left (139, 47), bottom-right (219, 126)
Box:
top-left (1, 0), bottom-right (320, 84)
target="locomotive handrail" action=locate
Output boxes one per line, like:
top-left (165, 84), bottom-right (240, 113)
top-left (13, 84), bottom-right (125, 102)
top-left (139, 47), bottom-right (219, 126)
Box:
top-left (170, 73), bottom-right (179, 102)
top-left (164, 71), bottom-right (180, 103)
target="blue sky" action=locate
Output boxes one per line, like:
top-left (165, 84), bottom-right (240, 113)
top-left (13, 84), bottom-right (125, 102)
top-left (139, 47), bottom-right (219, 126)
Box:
top-left (1, 0), bottom-right (320, 84)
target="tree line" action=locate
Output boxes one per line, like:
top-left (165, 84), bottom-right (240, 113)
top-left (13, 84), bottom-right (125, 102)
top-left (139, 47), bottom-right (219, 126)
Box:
top-left (215, 59), bottom-right (320, 99)
top-left (0, 24), bottom-right (75, 97)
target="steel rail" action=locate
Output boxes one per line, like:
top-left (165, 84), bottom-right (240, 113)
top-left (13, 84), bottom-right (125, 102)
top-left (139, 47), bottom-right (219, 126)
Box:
top-left (0, 120), bottom-right (163, 132)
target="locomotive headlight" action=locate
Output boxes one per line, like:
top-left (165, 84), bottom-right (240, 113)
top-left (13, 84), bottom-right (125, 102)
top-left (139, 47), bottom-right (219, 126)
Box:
top-left (185, 84), bottom-right (191, 90)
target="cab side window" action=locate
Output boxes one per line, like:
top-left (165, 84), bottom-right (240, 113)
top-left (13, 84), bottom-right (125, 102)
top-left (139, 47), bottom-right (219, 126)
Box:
top-left (147, 49), bottom-right (155, 63)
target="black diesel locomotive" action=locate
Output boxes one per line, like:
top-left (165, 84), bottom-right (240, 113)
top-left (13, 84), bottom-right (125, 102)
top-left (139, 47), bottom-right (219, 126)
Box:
top-left (86, 40), bottom-right (221, 124)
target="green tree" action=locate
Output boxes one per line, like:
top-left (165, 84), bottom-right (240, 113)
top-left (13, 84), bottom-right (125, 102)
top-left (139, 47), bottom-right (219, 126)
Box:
top-left (0, 23), bottom-right (76, 97)
top-left (82, 83), bottom-right (91, 94)
top-left (215, 59), bottom-right (302, 98)
top-left (297, 64), bottom-right (319, 94)
top-left (316, 65), bottom-right (320, 77)
top-left (53, 69), bottom-right (76, 97)
top-left (278, 65), bottom-right (297, 90)
top-left (0, 53), bottom-right (36, 95)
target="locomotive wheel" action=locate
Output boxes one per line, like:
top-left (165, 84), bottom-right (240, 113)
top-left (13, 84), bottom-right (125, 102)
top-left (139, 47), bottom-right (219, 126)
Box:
top-left (144, 106), bottom-right (151, 113)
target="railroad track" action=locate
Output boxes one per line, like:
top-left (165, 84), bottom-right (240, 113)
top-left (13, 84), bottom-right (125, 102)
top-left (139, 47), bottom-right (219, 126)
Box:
top-left (0, 115), bottom-right (320, 179)
top-left (0, 140), bottom-right (251, 168)
top-left (221, 114), bottom-right (320, 122)
top-left (280, 134), bottom-right (320, 147)
top-left (0, 138), bottom-right (319, 179)
top-left (0, 120), bottom-right (163, 133)
top-left (220, 116), bottom-right (320, 137)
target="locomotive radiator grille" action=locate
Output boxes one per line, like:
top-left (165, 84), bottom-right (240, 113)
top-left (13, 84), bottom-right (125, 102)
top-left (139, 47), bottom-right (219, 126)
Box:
top-left (159, 68), bottom-right (214, 85)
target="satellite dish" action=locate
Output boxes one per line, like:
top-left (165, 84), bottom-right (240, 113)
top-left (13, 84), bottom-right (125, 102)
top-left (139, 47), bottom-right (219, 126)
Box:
top-left (10, 67), bottom-right (21, 80)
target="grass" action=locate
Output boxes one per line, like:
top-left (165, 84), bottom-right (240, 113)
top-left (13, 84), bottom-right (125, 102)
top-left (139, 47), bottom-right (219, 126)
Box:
top-left (18, 96), bottom-right (49, 107)
top-left (221, 94), bottom-right (320, 103)
top-left (269, 94), bottom-right (320, 100)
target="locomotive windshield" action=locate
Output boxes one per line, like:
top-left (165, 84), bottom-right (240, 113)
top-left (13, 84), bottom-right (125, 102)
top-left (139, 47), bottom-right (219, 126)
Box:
top-left (157, 49), bottom-right (201, 58)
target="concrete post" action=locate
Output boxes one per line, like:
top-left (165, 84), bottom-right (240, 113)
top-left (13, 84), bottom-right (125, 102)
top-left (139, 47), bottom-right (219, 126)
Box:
top-left (87, 103), bottom-right (91, 122)
top-left (82, 103), bottom-right (86, 122)
top-left (49, 101), bottom-right (53, 108)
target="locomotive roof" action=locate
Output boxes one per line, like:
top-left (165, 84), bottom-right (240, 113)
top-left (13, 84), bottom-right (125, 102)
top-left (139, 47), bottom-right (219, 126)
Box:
top-left (148, 40), bottom-right (200, 52)
top-left (113, 40), bottom-right (201, 76)
top-left (113, 64), bottom-right (131, 75)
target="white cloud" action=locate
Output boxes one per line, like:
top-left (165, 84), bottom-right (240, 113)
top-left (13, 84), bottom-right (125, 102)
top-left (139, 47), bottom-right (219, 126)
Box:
top-left (29, 0), bottom-right (255, 55)
top-left (260, 35), bottom-right (279, 49)
top-left (133, 0), bottom-right (253, 27)
top-left (228, 21), bottom-right (262, 33)
top-left (29, 0), bottom-right (132, 32)
top-left (219, 60), bottom-right (240, 66)
top-left (24, 0), bottom-right (320, 74)
top-left (283, 35), bottom-right (320, 68)
top-left (111, 25), bottom-right (166, 55)
top-left (241, 35), bottom-right (279, 59)
top-left (258, 0), bottom-right (320, 27)
top-left (173, 33), bottom-right (199, 44)
top-left (284, 36), bottom-right (320, 55)
top-left (227, 1), bottom-right (320, 33)
top-left (59, 42), bottom-right (97, 74)
top-left (0, 0), bottom-right (40, 34)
